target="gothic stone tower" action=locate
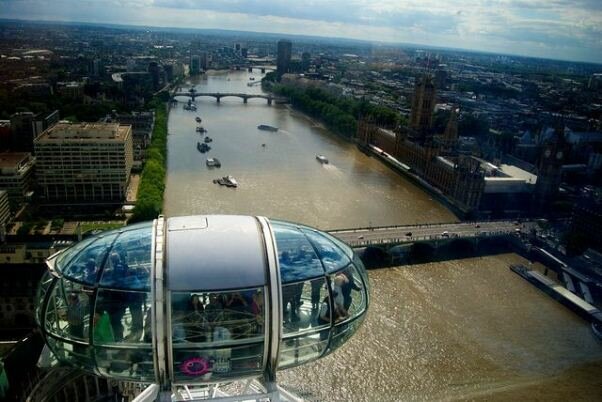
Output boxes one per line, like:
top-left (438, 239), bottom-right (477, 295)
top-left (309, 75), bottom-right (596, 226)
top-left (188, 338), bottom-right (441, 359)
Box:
top-left (409, 75), bottom-right (436, 140)
top-left (534, 125), bottom-right (568, 211)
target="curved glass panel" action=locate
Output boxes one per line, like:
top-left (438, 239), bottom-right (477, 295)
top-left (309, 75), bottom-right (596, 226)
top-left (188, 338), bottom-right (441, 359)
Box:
top-left (301, 229), bottom-right (351, 273)
top-left (278, 329), bottom-right (329, 369)
top-left (319, 231), bottom-right (355, 259)
top-left (45, 279), bottom-right (91, 343)
top-left (96, 346), bottom-right (155, 381)
top-left (55, 236), bottom-right (98, 274)
top-left (171, 288), bottom-right (265, 384)
top-left (327, 318), bottom-right (365, 355)
top-left (99, 226), bottom-right (152, 291)
top-left (35, 271), bottom-right (55, 325)
top-left (63, 232), bottom-right (120, 284)
top-left (95, 289), bottom-right (151, 344)
top-left (353, 254), bottom-right (370, 295)
top-left (331, 266), bottom-right (366, 321)
top-left (47, 337), bottom-right (95, 372)
top-left (272, 222), bottom-right (323, 283)
top-left (282, 278), bottom-right (329, 335)
top-left (171, 289), bottom-right (264, 344)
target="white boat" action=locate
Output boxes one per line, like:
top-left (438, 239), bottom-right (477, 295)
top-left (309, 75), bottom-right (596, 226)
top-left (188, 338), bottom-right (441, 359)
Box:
top-left (316, 155), bottom-right (329, 164)
top-left (213, 175), bottom-right (238, 188)
top-left (206, 158), bottom-right (221, 168)
top-left (224, 175), bottom-right (238, 187)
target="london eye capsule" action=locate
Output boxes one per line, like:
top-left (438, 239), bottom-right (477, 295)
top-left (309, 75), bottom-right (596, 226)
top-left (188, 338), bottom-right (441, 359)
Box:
top-left (36, 215), bottom-right (369, 387)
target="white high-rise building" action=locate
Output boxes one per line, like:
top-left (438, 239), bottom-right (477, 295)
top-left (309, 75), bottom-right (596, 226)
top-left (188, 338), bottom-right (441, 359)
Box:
top-left (34, 122), bottom-right (133, 205)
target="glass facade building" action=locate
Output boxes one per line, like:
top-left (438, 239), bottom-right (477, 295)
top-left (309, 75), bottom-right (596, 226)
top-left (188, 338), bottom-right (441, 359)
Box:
top-left (36, 215), bottom-right (369, 386)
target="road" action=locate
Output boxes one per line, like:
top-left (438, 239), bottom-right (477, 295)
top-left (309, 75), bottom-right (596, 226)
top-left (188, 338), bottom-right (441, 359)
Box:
top-left (329, 220), bottom-right (533, 247)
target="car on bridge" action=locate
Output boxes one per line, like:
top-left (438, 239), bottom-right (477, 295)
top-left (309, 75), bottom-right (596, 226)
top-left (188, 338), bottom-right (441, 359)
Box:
top-left (405, 232), bottom-right (412, 237)
top-left (441, 231), bottom-right (449, 237)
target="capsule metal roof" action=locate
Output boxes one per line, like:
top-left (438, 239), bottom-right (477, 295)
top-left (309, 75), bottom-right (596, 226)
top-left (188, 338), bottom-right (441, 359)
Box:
top-left (166, 215), bottom-right (267, 291)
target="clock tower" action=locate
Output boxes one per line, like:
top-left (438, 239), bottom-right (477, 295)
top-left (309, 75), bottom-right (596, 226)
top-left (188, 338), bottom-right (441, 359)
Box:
top-left (533, 124), bottom-right (568, 212)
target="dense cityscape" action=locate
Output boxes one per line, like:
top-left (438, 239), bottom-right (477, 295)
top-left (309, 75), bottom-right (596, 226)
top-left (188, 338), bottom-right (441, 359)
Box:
top-left (0, 15), bottom-right (601, 402)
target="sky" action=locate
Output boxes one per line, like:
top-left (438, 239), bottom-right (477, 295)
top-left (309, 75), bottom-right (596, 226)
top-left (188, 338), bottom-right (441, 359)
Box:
top-left (1, 0), bottom-right (601, 63)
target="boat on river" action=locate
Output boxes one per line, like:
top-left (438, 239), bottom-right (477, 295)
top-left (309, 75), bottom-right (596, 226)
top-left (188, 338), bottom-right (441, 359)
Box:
top-left (316, 155), bottom-right (329, 164)
top-left (195, 116), bottom-right (202, 123)
top-left (206, 158), bottom-right (221, 168)
top-left (197, 142), bottom-right (211, 153)
top-left (257, 124), bottom-right (278, 132)
top-left (204, 136), bottom-right (213, 143)
top-left (196, 126), bottom-right (207, 133)
top-left (213, 175), bottom-right (238, 188)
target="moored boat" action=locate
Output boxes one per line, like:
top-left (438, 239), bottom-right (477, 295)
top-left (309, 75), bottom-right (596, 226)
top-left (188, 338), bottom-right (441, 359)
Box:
top-left (204, 136), bottom-right (213, 143)
top-left (257, 124), bottom-right (278, 132)
top-left (316, 155), bottom-right (329, 164)
top-left (206, 158), bottom-right (221, 168)
top-left (213, 175), bottom-right (238, 188)
top-left (195, 116), bottom-right (202, 123)
top-left (197, 142), bottom-right (211, 153)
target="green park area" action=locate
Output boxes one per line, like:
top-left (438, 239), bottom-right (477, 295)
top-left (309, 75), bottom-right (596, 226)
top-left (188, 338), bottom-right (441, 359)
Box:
top-left (129, 93), bottom-right (169, 223)
top-left (268, 81), bottom-right (403, 139)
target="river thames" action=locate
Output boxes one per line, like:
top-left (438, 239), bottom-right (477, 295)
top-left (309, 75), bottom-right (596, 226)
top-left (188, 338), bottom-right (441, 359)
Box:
top-left (164, 70), bottom-right (602, 401)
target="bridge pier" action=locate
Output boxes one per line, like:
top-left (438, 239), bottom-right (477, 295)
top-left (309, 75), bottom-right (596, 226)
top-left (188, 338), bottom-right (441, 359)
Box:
top-left (248, 67), bottom-right (253, 72)
top-left (267, 98), bottom-right (272, 105)
top-left (216, 96), bottom-right (220, 103)
top-left (261, 68), bottom-right (265, 73)
top-left (243, 97), bottom-right (248, 104)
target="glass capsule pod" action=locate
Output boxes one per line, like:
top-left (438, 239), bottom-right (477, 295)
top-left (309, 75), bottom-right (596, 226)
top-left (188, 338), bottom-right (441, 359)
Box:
top-left (36, 215), bottom-right (369, 385)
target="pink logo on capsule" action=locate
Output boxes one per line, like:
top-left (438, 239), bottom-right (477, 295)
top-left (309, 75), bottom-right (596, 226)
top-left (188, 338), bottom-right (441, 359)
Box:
top-left (180, 357), bottom-right (211, 376)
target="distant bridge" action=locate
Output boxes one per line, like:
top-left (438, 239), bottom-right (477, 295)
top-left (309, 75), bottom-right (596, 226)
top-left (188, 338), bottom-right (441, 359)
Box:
top-left (172, 89), bottom-right (287, 105)
top-left (232, 65), bottom-right (276, 73)
top-left (328, 220), bottom-right (534, 249)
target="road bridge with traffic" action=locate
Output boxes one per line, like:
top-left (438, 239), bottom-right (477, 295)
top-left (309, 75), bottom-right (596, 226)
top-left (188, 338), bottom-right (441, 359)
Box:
top-left (329, 220), bottom-right (533, 249)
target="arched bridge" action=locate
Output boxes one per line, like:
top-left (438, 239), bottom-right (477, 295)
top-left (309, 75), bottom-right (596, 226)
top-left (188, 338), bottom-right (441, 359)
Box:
top-left (328, 220), bottom-right (534, 249)
top-left (232, 65), bottom-right (276, 73)
top-left (172, 90), bottom-right (287, 105)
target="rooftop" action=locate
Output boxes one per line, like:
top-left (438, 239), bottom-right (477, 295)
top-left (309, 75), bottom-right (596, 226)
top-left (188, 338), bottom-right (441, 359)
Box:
top-left (37, 122), bottom-right (131, 142)
top-left (0, 152), bottom-right (33, 171)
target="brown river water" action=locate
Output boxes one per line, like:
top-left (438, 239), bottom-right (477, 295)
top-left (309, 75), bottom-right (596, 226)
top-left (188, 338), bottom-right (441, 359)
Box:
top-left (164, 70), bottom-right (602, 401)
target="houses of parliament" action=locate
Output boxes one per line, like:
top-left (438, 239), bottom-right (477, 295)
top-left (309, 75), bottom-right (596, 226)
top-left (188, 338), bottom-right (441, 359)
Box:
top-left (358, 75), bottom-right (568, 218)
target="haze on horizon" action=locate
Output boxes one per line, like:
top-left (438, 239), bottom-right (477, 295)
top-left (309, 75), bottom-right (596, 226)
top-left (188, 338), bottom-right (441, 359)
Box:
top-left (1, 0), bottom-right (602, 64)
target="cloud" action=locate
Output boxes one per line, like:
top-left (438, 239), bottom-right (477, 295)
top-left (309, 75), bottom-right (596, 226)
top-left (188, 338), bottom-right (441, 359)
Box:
top-left (0, 0), bottom-right (601, 63)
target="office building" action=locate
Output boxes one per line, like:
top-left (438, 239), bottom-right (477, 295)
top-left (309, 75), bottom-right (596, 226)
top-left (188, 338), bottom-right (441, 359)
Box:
top-left (0, 190), bottom-right (10, 228)
top-left (0, 152), bottom-right (35, 211)
top-left (277, 39), bottom-right (292, 79)
top-left (190, 55), bottom-right (201, 75)
top-left (199, 52), bottom-right (209, 71)
top-left (34, 122), bottom-right (133, 206)
top-left (148, 61), bottom-right (162, 90)
top-left (9, 110), bottom-right (59, 152)
top-left (104, 111), bottom-right (154, 161)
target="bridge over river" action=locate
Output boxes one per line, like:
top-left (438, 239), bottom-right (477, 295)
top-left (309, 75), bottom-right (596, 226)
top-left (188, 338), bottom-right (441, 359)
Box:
top-left (172, 89), bottom-right (288, 105)
top-left (329, 220), bottom-right (534, 248)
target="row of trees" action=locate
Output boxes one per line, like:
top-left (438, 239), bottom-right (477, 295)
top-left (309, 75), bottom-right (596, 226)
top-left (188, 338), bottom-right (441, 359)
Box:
top-left (271, 84), bottom-right (403, 139)
top-left (129, 95), bottom-right (168, 223)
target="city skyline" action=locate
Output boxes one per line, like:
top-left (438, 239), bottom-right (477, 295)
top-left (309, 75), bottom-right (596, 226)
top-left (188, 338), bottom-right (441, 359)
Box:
top-left (1, 0), bottom-right (602, 64)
